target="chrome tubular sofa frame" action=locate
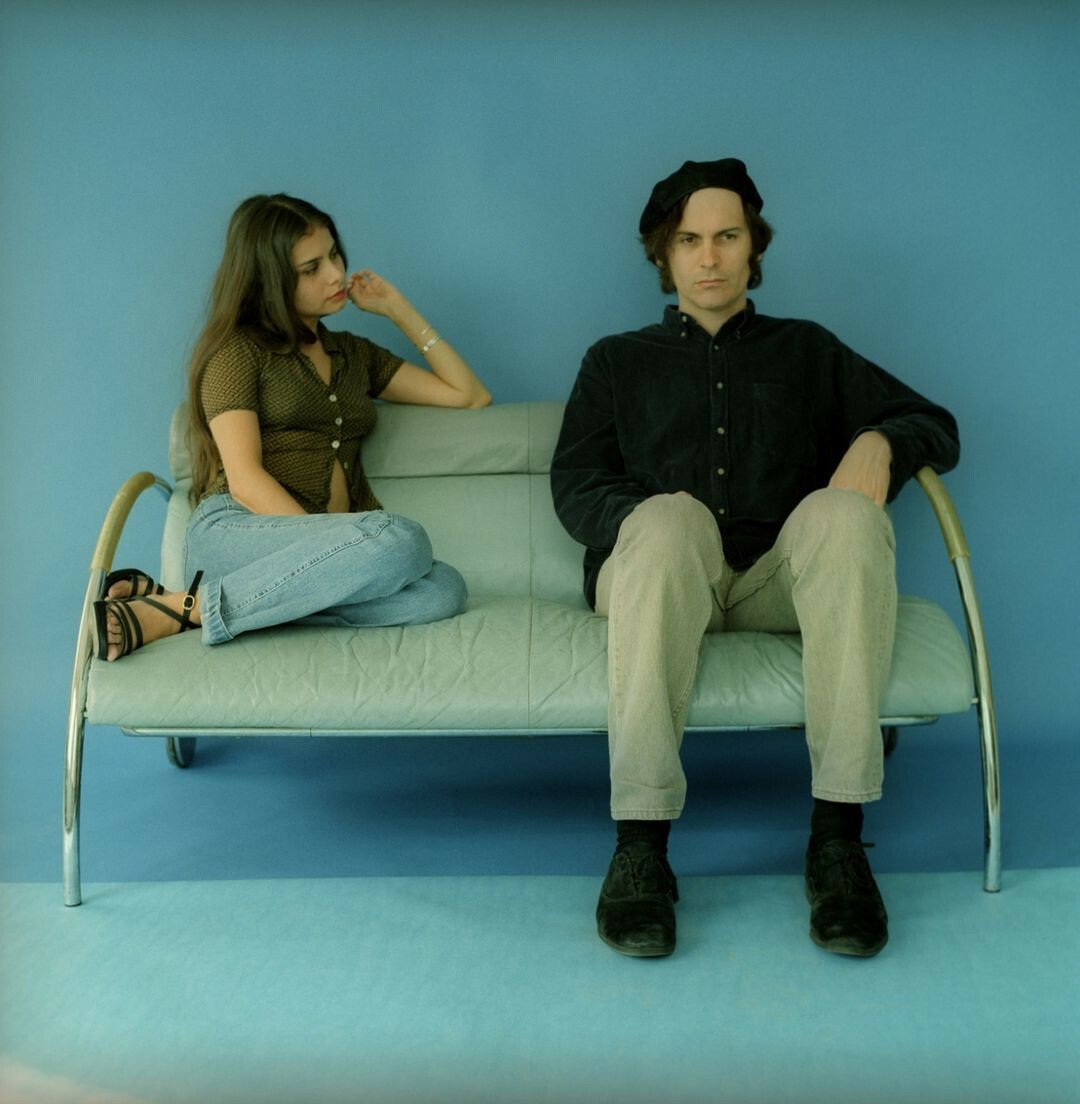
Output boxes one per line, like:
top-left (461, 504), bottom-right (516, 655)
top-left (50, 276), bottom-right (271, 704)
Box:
top-left (63, 467), bottom-right (1000, 905)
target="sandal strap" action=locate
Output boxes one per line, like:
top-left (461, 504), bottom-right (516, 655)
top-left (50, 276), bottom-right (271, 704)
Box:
top-left (108, 598), bottom-right (145, 657)
top-left (95, 571), bottom-right (204, 660)
top-left (103, 567), bottom-right (163, 597)
top-left (125, 594), bottom-right (191, 629)
top-left (179, 571), bottom-right (203, 632)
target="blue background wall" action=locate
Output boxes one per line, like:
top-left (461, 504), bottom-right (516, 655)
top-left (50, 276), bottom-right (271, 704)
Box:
top-left (2, 0), bottom-right (1077, 883)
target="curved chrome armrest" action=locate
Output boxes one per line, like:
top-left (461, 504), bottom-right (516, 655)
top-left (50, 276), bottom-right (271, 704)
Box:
top-left (64, 471), bottom-right (173, 906)
top-left (914, 467), bottom-right (1001, 892)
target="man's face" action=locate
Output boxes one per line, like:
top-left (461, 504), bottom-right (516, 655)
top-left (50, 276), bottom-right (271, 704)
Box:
top-left (663, 187), bottom-right (756, 331)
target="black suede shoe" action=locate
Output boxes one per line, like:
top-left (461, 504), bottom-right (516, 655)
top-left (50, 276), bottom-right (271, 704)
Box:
top-left (596, 842), bottom-right (679, 957)
top-left (805, 838), bottom-right (888, 957)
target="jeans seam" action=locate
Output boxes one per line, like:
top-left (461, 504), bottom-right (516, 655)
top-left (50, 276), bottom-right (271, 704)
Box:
top-left (219, 518), bottom-right (393, 616)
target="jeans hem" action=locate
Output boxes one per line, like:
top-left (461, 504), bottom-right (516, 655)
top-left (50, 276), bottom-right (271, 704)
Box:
top-left (198, 575), bottom-right (234, 646)
top-left (811, 786), bottom-right (883, 803)
top-left (610, 808), bottom-right (683, 821)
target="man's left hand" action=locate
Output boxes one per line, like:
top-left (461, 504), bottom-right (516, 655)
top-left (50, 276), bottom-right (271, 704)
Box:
top-left (828, 431), bottom-right (892, 507)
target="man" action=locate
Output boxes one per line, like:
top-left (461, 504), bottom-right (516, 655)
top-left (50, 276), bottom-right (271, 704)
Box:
top-left (550, 158), bottom-right (959, 959)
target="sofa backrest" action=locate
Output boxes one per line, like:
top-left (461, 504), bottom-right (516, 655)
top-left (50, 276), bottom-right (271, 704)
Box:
top-left (163, 401), bottom-right (589, 607)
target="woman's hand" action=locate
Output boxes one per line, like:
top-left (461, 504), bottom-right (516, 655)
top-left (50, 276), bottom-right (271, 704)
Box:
top-left (347, 269), bottom-right (409, 320)
top-left (345, 269), bottom-right (492, 410)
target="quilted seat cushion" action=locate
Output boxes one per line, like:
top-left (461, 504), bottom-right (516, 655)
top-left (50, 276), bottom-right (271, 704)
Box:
top-left (86, 595), bottom-right (972, 734)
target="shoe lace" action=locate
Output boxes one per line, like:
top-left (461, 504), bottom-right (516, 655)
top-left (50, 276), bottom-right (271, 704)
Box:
top-left (815, 840), bottom-right (876, 896)
top-left (622, 846), bottom-right (676, 898)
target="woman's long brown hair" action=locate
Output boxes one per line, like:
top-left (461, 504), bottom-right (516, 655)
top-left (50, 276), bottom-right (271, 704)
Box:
top-left (186, 194), bottom-right (347, 503)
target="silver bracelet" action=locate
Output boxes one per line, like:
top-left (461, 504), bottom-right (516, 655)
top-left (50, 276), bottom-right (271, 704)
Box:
top-left (420, 333), bottom-right (442, 355)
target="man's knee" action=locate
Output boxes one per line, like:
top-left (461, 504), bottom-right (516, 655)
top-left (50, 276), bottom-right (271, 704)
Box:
top-left (788, 488), bottom-right (894, 558)
top-left (781, 490), bottom-right (892, 587)
top-left (618, 493), bottom-right (721, 556)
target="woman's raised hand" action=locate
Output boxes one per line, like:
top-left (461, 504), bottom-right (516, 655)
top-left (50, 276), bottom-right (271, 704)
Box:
top-left (347, 270), bottom-right (408, 319)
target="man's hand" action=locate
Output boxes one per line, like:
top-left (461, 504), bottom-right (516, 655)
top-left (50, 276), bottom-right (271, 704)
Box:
top-left (828, 431), bottom-right (892, 507)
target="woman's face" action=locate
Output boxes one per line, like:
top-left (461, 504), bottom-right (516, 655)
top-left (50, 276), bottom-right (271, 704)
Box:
top-left (291, 224), bottom-right (347, 329)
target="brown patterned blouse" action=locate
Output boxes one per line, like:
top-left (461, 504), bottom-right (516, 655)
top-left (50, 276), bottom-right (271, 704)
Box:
top-left (199, 326), bottom-right (403, 513)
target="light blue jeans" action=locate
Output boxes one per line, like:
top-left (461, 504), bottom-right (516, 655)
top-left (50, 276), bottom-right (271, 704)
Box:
top-left (183, 494), bottom-right (467, 646)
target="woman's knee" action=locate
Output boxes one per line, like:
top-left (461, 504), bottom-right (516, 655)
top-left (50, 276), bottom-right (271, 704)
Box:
top-left (410, 561), bottom-right (468, 623)
top-left (348, 511), bottom-right (433, 571)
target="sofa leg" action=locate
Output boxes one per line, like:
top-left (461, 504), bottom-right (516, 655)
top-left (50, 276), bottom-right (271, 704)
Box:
top-left (882, 725), bottom-right (898, 757)
top-left (64, 572), bottom-right (104, 907)
top-left (63, 693), bottom-right (86, 908)
top-left (166, 737), bottom-right (197, 768)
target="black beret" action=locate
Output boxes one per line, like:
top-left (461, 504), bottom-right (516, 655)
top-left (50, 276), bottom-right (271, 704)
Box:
top-left (639, 158), bottom-right (764, 235)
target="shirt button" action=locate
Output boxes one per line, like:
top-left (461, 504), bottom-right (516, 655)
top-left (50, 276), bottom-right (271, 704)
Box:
top-left (329, 394), bottom-right (338, 403)
top-left (716, 426), bottom-right (725, 435)
top-left (335, 417), bottom-right (343, 426)
top-left (343, 462), bottom-right (349, 470)
top-left (717, 507), bottom-right (726, 516)
top-left (331, 440), bottom-right (340, 450)
top-left (717, 467), bottom-right (726, 476)
top-left (715, 381), bottom-right (724, 390)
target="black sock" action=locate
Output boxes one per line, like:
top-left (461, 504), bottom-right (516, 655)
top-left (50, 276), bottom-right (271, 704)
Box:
top-left (810, 799), bottom-right (864, 846)
top-left (616, 819), bottom-right (671, 854)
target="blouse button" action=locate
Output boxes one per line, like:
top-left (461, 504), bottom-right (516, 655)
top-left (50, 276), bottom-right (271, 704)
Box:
top-left (329, 394), bottom-right (338, 403)
top-left (335, 417), bottom-right (343, 426)
top-left (716, 426), bottom-right (726, 435)
top-left (331, 440), bottom-right (340, 450)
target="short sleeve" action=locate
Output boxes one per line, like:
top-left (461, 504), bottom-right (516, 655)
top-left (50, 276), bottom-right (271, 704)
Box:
top-left (200, 333), bottom-right (261, 421)
top-left (335, 332), bottom-right (403, 397)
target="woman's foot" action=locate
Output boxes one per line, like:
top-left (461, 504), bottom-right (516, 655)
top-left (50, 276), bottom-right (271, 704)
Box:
top-left (92, 574), bottom-right (202, 662)
top-left (104, 568), bottom-right (163, 600)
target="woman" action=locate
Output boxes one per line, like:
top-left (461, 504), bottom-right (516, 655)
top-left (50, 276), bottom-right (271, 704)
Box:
top-left (93, 193), bottom-right (491, 661)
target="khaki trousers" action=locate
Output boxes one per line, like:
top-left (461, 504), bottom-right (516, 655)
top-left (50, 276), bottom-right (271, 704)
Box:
top-left (595, 489), bottom-right (897, 820)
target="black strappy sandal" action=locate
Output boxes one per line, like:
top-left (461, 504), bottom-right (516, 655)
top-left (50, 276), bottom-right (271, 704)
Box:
top-left (92, 571), bottom-right (203, 662)
top-left (103, 567), bottom-right (164, 599)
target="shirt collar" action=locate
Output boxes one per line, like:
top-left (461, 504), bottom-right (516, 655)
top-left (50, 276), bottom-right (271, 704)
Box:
top-left (318, 324), bottom-right (343, 355)
top-left (663, 299), bottom-right (757, 341)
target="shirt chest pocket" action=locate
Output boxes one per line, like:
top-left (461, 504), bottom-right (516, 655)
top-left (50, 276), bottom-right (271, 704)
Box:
top-left (746, 381), bottom-right (816, 468)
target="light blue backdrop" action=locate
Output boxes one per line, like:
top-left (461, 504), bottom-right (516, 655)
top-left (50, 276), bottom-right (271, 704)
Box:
top-left (1, 0), bottom-right (1077, 879)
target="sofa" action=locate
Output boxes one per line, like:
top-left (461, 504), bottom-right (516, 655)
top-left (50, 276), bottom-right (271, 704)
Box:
top-left (64, 401), bottom-right (999, 905)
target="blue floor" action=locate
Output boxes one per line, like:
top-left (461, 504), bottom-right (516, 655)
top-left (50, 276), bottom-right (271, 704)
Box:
top-left (3, 869), bottom-right (1079, 1104)
top-left (4, 716), bottom-right (1080, 1103)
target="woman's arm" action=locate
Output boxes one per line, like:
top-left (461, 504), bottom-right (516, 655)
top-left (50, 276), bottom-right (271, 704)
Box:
top-left (347, 270), bottom-right (491, 409)
top-left (209, 409), bottom-right (307, 515)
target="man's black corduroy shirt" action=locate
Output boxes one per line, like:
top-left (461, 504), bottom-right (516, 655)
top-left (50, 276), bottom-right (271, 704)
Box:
top-left (550, 301), bottom-right (960, 607)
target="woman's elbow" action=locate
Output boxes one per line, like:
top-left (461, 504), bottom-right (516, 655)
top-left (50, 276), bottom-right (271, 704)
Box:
top-left (465, 387), bottom-right (493, 409)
